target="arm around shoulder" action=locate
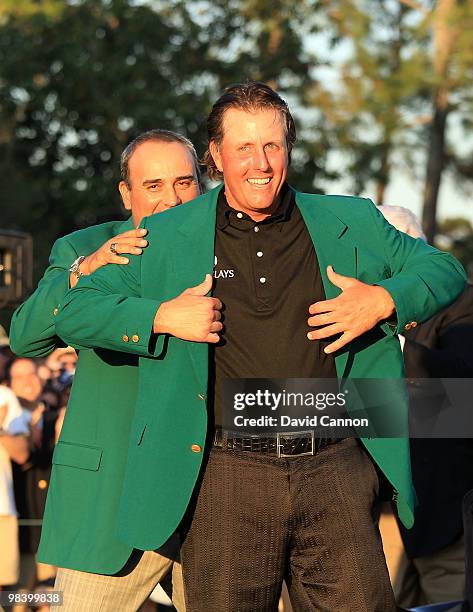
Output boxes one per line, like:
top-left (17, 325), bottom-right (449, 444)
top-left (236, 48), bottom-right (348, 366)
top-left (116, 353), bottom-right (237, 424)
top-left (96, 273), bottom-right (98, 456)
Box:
top-left (55, 241), bottom-right (164, 358)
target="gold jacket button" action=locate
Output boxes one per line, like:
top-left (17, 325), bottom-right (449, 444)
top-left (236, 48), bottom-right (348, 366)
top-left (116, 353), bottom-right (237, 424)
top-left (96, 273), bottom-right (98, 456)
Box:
top-left (132, 334), bottom-right (140, 343)
top-left (198, 393), bottom-right (206, 401)
top-left (53, 307), bottom-right (59, 316)
top-left (191, 444), bottom-right (202, 453)
top-left (122, 334), bottom-right (129, 342)
top-left (38, 479), bottom-right (48, 490)
top-left (404, 323), bottom-right (412, 331)
top-left (410, 321), bottom-right (418, 328)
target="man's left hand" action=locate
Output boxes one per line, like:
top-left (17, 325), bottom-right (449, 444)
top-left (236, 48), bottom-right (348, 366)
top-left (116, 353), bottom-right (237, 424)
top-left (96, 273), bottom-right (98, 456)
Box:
top-left (307, 265), bottom-right (395, 354)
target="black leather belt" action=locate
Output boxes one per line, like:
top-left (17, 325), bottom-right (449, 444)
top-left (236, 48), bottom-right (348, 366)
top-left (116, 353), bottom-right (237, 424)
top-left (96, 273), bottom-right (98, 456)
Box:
top-left (213, 428), bottom-right (345, 458)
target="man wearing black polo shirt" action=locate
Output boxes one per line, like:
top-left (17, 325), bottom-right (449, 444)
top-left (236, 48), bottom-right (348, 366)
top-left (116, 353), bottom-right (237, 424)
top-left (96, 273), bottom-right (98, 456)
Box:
top-left (209, 183), bottom-right (336, 427)
top-left (177, 83), bottom-right (463, 611)
top-left (55, 82), bottom-right (466, 611)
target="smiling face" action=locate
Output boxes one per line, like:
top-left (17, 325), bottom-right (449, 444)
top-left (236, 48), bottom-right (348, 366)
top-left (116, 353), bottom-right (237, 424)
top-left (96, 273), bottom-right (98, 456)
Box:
top-left (119, 140), bottom-right (201, 226)
top-left (209, 108), bottom-right (288, 221)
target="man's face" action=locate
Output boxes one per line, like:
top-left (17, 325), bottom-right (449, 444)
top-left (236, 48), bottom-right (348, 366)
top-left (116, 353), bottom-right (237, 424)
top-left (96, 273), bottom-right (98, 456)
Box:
top-left (119, 140), bottom-right (201, 226)
top-left (10, 358), bottom-right (42, 402)
top-left (209, 108), bottom-right (288, 221)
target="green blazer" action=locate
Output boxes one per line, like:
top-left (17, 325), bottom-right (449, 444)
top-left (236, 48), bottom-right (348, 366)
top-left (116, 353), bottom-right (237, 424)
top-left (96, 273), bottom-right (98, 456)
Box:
top-left (10, 218), bottom-right (139, 574)
top-left (55, 185), bottom-right (466, 552)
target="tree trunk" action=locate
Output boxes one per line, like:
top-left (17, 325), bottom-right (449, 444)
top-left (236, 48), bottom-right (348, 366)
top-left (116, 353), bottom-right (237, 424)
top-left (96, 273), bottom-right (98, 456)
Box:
top-left (422, 102), bottom-right (449, 243)
top-left (376, 139), bottom-right (391, 205)
top-left (421, 0), bottom-right (457, 242)
top-left (376, 181), bottom-right (386, 206)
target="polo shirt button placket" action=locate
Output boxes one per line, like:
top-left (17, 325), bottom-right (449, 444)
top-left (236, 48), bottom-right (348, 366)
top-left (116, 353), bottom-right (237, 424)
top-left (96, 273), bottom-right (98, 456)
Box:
top-left (253, 223), bottom-right (269, 302)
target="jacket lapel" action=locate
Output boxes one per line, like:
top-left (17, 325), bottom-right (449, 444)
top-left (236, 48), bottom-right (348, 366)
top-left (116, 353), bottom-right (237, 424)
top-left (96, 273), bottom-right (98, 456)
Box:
top-left (295, 191), bottom-right (357, 378)
top-left (169, 187), bottom-right (358, 384)
top-left (172, 186), bottom-right (222, 388)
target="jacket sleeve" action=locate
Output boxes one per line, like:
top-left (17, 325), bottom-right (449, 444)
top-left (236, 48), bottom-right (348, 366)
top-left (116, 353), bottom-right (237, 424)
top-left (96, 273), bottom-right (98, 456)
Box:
top-left (55, 220), bottom-right (164, 358)
top-left (403, 286), bottom-right (473, 378)
top-left (368, 202), bottom-right (467, 335)
top-left (9, 236), bottom-right (79, 357)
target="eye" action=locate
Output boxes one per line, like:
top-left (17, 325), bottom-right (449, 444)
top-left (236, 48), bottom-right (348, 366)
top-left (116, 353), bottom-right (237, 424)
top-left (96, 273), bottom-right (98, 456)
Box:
top-left (177, 179), bottom-right (193, 189)
top-left (238, 145), bottom-right (250, 152)
top-left (265, 143), bottom-right (279, 151)
top-left (147, 183), bottom-right (161, 191)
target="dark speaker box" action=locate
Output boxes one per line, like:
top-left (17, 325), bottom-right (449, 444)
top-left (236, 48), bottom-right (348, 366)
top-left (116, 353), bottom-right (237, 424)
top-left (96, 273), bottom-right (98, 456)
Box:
top-left (0, 230), bottom-right (33, 308)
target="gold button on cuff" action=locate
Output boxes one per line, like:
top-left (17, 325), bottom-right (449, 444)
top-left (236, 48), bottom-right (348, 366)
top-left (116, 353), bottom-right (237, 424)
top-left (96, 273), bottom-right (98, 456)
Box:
top-left (122, 334), bottom-right (129, 342)
top-left (410, 321), bottom-right (418, 328)
top-left (38, 479), bottom-right (48, 490)
top-left (404, 323), bottom-right (412, 331)
top-left (198, 393), bottom-right (206, 401)
top-left (53, 308), bottom-right (59, 316)
top-left (191, 444), bottom-right (202, 453)
top-left (132, 334), bottom-right (140, 343)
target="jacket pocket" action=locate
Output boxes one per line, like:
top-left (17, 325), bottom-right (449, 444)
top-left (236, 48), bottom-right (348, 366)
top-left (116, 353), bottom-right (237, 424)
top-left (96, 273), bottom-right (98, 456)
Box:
top-left (53, 441), bottom-right (103, 471)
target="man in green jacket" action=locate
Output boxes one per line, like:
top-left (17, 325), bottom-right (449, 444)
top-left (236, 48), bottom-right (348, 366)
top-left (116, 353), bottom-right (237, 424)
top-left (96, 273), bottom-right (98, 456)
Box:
top-left (55, 83), bottom-right (466, 611)
top-left (10, 129), bottom-right (201, 611)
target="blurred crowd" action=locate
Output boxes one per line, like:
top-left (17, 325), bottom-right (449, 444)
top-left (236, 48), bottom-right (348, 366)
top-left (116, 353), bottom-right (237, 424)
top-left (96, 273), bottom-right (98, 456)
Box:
top-left (0, 325), bottom-right (75, 610)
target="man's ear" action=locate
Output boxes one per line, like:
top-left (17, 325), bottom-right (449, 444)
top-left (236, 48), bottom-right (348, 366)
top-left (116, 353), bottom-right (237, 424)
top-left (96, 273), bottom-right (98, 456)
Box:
top-left (209, 140), bottom-right (223, 173)
top-left (119, 181), bottom-right (131, 211)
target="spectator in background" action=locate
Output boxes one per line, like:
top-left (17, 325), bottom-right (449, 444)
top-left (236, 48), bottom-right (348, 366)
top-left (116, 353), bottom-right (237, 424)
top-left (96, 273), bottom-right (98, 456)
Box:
top-left (8, 358), bottom-right (44, 411)
top-left (45, 348), bottom-right (77, 391)
top-left (379, 204), bottom-right (473, 608)
top-left (0, 384), bottom-right (29, 591)
top-left (4, 357), bottom-right (59, 595)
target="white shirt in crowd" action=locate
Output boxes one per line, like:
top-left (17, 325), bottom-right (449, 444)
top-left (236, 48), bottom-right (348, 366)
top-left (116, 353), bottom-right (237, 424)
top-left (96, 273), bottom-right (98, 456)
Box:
top-left (0, 385), bottom-right (29, 517)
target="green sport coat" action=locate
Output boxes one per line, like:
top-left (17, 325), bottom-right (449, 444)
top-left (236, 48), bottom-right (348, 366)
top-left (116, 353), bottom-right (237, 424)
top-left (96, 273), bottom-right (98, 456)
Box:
top-left (55, 185), bottom-right (466, 552)
top-left (10, 218), bottom-right (139, 574)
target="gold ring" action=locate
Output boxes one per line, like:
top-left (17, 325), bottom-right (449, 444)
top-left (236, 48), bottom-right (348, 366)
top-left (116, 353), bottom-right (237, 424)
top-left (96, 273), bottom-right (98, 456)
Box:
top-left (110, 242), bottom-right (118, 254)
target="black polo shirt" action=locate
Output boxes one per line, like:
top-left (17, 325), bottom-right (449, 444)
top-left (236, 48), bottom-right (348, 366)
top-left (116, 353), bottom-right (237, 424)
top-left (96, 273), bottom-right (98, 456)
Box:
top-left (210, 184), bottom-right (337, 425)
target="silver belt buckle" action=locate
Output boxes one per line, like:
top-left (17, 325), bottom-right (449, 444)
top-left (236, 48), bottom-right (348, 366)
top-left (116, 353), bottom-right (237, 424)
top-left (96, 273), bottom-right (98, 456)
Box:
top-left (276, 430), bottom-right (315, 458)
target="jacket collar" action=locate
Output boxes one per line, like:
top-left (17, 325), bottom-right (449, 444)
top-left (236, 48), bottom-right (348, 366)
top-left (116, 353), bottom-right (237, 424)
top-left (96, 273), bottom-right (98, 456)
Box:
top-left (173, 185), bottom-right (356, 380)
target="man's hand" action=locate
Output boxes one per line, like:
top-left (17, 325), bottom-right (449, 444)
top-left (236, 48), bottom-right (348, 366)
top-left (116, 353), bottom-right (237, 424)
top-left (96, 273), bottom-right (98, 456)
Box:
top-left (307, 265), bottom-right (395, 354)
top-left (69, 228), bottom-right (149, 287)
top-left (154, 274), bottom-right (223, 343)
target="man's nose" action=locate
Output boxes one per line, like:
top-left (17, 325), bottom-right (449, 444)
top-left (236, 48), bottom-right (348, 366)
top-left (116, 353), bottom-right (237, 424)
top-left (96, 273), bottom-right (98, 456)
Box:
top-left (162, 186), bottom-right (182, 208)
top-left (251, 146), bottom-right (270, 171)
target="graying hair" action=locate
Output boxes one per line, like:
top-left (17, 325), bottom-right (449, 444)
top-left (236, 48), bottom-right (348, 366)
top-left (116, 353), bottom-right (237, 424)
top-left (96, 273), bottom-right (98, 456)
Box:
top-left (120, 129), bottom-right (200, 188)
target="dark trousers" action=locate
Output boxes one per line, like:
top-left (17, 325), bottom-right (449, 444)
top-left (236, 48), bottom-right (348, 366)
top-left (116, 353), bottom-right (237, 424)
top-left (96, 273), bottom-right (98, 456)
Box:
top-left (180, 438), bottom-right (396, 612)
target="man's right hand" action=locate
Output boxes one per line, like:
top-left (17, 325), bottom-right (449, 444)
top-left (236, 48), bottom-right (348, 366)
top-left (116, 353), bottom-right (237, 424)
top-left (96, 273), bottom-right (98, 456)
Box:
top-left (154, 274), bottom-right (223, 343)
top-left (69, 228), bottom-right (149, 287)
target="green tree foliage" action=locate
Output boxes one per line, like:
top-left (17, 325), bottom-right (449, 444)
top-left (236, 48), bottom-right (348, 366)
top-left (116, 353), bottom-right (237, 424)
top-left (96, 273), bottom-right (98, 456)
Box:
top-left (0, 0), bottom-right (215, 275)
top-left (415, 0), bottom-right (473, 242)
top-left (313, 0), bottom-right (473, 240)
top-left (311, 0), bottom-right (428, 203)
top-left (0, 0), bottom-right (332, 281)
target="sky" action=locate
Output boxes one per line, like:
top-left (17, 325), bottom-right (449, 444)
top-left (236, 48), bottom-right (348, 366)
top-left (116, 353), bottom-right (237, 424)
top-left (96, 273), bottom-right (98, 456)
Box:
top-left (303, 11), bottom-right (473, 228)
top-left (323, 170), bottom-right (473, 226)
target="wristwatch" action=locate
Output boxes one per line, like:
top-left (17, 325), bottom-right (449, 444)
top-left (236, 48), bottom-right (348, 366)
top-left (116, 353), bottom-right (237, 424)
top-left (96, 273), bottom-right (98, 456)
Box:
top-left (69, 255), bottom-right (86, 281)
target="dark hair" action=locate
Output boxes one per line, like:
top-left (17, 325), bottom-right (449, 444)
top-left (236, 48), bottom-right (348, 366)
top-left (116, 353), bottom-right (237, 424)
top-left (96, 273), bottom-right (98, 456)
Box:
top-left (120, 129), bottom-right (200, 189)
top-left (203, 81), bottom-right (296, 181)
top-left (3, 356), bottom-right (37, 385)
